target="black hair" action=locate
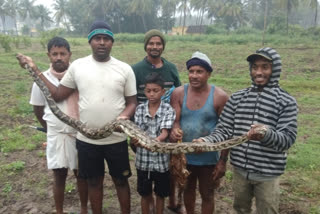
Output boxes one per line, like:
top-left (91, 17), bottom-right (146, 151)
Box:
top-left (47, 37), bottom-right (70, 52)
top-left (145, 72), bottom-right (164, 88)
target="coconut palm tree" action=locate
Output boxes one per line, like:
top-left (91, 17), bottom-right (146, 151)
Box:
top-left (0, 0), bottom-right (7, 32)
top-left (211, 0), bottom-right (245, 30)
top-left (275, 0), bottom-right (299, 35)
top-left (177, 0), bottom-right (190, 35)
top-left (127, 0), bottom-right (152, 32)
top-left (190, 0), bottom-right (208, 27)
top-left (53, 0), bottom-right (70, 30)
top-left (4, 0), bottom-right (19, 34)
top-left (19, 0), bottom-right (36, 20)
top-left (35, 4), bottom-right (52, 31)
top-left (160, 0), bottom-right (178, 33)
top-left (308, 0), bottom-right (318, 27)
top-left (102, 0), bottom-right (126, 33)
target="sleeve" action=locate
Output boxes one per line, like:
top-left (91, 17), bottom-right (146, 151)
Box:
top-left (172, 64), bottom-right (181, 87)
top-left (261, 97), bottom-right (298, 152)
top-left (60, 63), bottom-right (77, 89)
top-left (124, 66), bottom-right (137, 97)
top-left (29, 82), bottom-right (45, 106)
top-left (160, 105), bottom-right (176, 130)
top-left (134, 105), bottom-right (143, 128)
top-left (202, 96), bottom-right (235, 143)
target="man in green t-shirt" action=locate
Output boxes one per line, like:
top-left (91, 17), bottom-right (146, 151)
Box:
top-left (132, 29), bottom-right (181, 104)
top-left (132, 29), bottom-right (183, 213)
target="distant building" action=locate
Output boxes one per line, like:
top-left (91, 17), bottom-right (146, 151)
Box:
top-left (171, 25), bottom-right (208, 35)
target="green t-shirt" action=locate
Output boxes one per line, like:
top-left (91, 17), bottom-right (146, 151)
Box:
top-left (132, 57), bottom-right (181, 104)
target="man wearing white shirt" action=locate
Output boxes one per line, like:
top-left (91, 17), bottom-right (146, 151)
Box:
top-left (23, 21), bottom-right (137, 214)
top-left (29, 37), bottom-right (88, 214)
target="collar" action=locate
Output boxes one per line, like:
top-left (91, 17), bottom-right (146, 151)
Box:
top-left (143, 100), bottom-right (164, 119)
top-left (144, 56), bottom-right (164, 69)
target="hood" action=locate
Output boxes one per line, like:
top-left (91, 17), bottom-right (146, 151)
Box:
top-left (250, 47), bottom-right (282, 87)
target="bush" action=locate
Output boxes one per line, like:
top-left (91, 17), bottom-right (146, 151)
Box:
top-left (305, 27), bottom-right (320, 36)
top-left (288, 24), bottom-right (305, 36)
top-left (206, 23), bottom-right (228, 34)
top-left (40, 28), bottom-right (65, 49)
top-left (116, 33), bottom-right (144, 43)
top-left (12, 36), bottom-right (20, 48)
top-left (21, 25), bottom-right (30, 36)
top-left (0, 34), bottom-right (12, 52)
top-left (22, 36), bottom-right (32, 47)
top-left (234, 27), bottom-right (261, 35)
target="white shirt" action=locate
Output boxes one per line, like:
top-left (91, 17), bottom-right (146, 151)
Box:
top-left (30, 69), bottom-right (78, 170)
top-left (60, 55), bottom-right (137, 145)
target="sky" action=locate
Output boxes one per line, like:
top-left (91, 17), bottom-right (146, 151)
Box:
top-left (34, 0), bottom-right (54, 11)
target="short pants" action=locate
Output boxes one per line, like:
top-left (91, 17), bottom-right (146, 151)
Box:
top-left (137, 169), bottom-right (170, 198)
top-left (76, 139), bottom-right (131, 179)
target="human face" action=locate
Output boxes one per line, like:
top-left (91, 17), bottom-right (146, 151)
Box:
top-left (188, 65), bottom-right (211, 89)
top-left (90, 34), bottom-right (113, 62)
top-left (144, 83), bottom-right (165, 105)
top-left (146, 36), bottom-right (163, 59)
top-left (251, 58), bottom-right (272, 86)
top-left (47, 46), bottom-right (71, 73)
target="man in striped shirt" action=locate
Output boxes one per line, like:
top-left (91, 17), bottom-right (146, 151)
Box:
top-left (197, 47), bottom-right (298, 214)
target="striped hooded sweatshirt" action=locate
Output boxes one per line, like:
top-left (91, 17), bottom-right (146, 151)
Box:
top-left (202, 47), bottom-right (298, 176)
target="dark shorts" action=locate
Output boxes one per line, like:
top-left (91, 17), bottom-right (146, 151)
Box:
top-left (76, 139), bottom-right (132, 179)
top-left (187, 164), bottom-right (220, 190)
top-left (137, 169), bottom-right (170, 198)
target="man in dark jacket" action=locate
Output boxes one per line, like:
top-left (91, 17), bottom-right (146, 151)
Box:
top-left (196, 47), bottom-right (298, 214)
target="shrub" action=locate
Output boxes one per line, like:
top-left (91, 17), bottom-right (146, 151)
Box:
top-left (22, 36), bottom-right (32, 47)
top-left (234, 27), bottom-right (261, 35)
top-left (0, 34), bottom-right (12, 52)
top-left (206, 23), bottom-right (228, 34)
top-left (12, 36), bottom-right (20, 48)
top-left (40, 28), bottom-right (65, 49)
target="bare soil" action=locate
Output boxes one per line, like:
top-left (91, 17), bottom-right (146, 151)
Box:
top-left (0, 147), bottom-right (311, 214)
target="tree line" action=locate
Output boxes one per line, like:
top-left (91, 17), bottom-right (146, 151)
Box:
top-left (0, 0), bottom-right (319, 36)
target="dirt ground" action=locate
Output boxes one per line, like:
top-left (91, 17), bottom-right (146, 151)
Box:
top-left (0, 146), bottom-right (310, 214)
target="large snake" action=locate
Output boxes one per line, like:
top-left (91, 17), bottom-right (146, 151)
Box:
top-left (16, 53), bottom-right (267, 155)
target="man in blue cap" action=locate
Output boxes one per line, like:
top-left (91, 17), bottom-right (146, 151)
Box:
top-left (18, 20), bottom-right (137, 214)
top-left (170, 51), bottom-right (229, 214)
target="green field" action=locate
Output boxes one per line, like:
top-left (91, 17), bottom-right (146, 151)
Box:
top-left (0, 35), bottom-right (320, 213)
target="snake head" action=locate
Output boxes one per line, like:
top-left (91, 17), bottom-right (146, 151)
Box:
top-left (253, 124), bottom-right (268, 135)
top-left (248, 124), bottom-right (268, 141)
top-left (16, 53), bottom-right (36, 70)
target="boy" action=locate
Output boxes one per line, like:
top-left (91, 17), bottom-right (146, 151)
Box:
top-left (133, 72), bottom-right (176, 214)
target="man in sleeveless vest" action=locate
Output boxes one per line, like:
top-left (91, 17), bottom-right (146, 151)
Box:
top-left (197, 48), bottom-right (298, 214)
top-left (170, 51), bottom-right (229, 214)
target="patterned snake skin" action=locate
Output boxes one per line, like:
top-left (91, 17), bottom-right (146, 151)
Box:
top-left (17, 54), bottom-right (267, 155)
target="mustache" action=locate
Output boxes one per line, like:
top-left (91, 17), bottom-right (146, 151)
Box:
top-left (53, 60), bottom-right (64, 64)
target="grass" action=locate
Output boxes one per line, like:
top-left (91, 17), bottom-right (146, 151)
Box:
top-left (0, 35), bottom-right (319, 212)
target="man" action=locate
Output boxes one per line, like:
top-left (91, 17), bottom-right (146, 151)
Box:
top-left (133, 72), bottom-right (176, 214)
top-left (198, 47), bottom-right (298, 214)
top-left (29, 37), bottom-right (88, 214)
top-left (132, 29), bottom-right (181, 104)
top-left (170, 51), bottom-right (229, 214)
top-left (20, 21), bottom-right (137, 214)
top-left (132, 29), bottom-right (182, 212)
